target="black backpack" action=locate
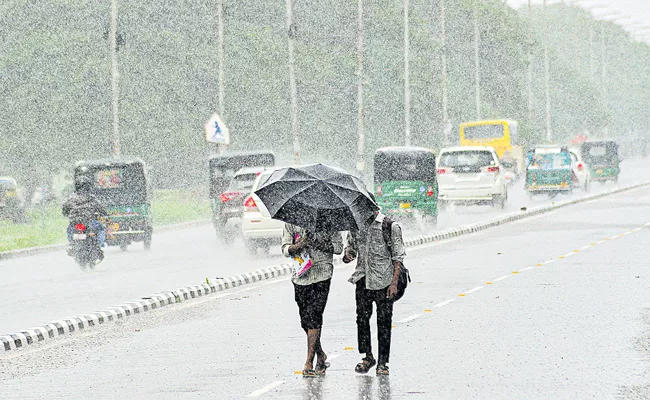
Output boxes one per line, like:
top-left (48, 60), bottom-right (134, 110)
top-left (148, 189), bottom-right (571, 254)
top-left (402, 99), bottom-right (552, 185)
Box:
top-left (381, 217), bottom-right (411, 301)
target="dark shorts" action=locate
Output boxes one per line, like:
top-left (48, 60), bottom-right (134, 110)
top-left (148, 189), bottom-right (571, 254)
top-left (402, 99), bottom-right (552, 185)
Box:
top-left (293, 278), bottom-right (332, 331)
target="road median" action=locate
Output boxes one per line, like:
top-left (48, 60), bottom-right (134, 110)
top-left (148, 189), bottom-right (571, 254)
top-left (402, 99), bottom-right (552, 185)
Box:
top-left (2, 181), bottom-right (648, 354)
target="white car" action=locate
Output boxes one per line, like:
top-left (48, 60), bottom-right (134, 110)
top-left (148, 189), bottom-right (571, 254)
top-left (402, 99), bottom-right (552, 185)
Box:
top-left (436, 146), bottom-right (508, 208)
top-left (240, 168), bottom-right (285, 255)
top-left (568, 148), bottom-right (592, 192)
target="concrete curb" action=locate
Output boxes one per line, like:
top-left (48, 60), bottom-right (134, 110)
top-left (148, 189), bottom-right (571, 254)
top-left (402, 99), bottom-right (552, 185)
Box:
top-left (0, 219), bottom-right (211, 261)
top-left (2, 182), bottom-right (648, 354)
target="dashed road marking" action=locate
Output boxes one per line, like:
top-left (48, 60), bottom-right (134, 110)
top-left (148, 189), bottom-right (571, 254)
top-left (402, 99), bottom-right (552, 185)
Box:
top-left (493, 275), bottom-right (511, 282)
top-left (520, 267), bottom-right (534, 272)
top-left (247, 381), bottom-right (285, 397)
top-left (465, 286), bottom-right (484, 294)
top-left (397, 314), bottom-right (422, 323)
top-left (434, 299), bottom-right (455, 308)
top-left (542, 260), bottom-right (555, 265)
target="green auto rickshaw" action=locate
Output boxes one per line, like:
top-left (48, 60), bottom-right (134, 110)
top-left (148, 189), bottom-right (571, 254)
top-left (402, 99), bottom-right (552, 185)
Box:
top-left (74, 158), bottom-right (152, 250)
top-left (525, 147), bottom-right (574, 198)
top-left (374, 147), bottom-right (438, 226)
top-left (580, 141), bottom-right (620, 183)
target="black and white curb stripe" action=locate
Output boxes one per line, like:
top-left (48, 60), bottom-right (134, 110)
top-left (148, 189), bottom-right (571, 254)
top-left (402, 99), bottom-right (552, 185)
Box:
top-left (0, 264), bottom-right (293, 354)
top-left (2, 182), bottom-right (647, 355)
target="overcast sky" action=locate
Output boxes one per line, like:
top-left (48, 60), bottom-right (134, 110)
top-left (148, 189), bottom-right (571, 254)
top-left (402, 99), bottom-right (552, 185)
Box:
top-left (507, 0), bottom-right (650, 30)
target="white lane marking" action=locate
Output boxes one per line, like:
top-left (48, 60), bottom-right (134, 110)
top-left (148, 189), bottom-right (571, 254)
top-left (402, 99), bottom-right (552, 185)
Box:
top-left (327, 354), bottom-right (341, 361)
top-left (520, 267), bottom-right (534, 272)
top-left (493, 275), bottom-right (511, 282)
top-left (397, 314), bottom-right (422, 323)
top-left (434, 299), bottom-right (455, 308)
top-left (596, 240), bottom-right (606, 244)
top-left (542, 259), bottom-right (555, 265)
top-left (579, 245), bottom-right (591, 251)
top-left (464, 286), bottom-right (484, 294)
top-left (247, 380), bottom-right (285, 397)
top-left (560, 252), bottom-right (576, 258)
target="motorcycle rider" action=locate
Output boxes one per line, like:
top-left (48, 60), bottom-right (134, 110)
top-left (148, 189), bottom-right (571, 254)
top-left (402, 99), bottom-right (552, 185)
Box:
top-left (62, 176), bottom-right (108, 261)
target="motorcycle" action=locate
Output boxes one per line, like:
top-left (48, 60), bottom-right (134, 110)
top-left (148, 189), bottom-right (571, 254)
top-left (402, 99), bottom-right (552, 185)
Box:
top-left (68, 221), bottom-right (104, 268)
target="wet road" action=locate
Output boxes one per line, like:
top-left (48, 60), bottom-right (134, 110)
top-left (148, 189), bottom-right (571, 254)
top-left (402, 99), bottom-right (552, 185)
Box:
top-left (2, 179), bottom-right (650, 398)
top-left (0, 160), bottom-right (649, 334)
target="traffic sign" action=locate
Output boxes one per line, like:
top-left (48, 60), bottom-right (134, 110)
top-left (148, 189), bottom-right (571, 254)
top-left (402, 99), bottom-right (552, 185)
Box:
top-left (205, 113), bottom-right (230, 145)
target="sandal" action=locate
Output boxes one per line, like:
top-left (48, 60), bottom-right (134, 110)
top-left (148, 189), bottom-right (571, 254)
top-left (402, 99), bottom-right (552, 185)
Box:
top-left (354, 357), bottom-right (376, 374)
top-left (315, 362), bottom-right (330, 375)
top-left (302, 369), bottom-right (317, 378)
top-left (376, 364), bottom-right (389, 375)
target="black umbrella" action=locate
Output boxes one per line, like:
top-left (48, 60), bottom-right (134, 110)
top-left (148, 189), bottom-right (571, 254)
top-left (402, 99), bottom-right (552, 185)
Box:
top-left (254, 163), bottom-right (379, 232)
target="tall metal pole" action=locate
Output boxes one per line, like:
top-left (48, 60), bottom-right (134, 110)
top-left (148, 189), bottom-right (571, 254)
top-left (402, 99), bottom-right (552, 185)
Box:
top-left (589, 23), bottom-right (595, 84)
top-left (286, 0), bottom-right (300, 164)
top-left (440, 0), bottom-right (449, 145)
top-left (527, 0), bottom-right (533, 124)
top-left (110, 0), bottom-right (120, 157)
top-left (600, 22), bottom-right (608, 137)
top-left (404, 0), bottom-right (411, 146)
top-left (217, 0), bottom-right (225, 118)
top-left (543, 0), bottom-right (552, 142)
top-left (217, 0), bottom-right (225, 155)
top-left (356, 0), bottom-right (365, 174)
top-left (473, 0), bottom-right (481, 120)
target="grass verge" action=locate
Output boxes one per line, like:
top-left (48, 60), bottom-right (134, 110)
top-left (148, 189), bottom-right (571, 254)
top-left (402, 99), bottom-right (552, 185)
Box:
top-left (0, 189), bottom-right (211, 252)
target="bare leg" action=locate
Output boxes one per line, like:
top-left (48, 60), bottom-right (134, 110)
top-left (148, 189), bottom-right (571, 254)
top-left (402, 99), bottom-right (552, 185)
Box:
top-left (304, 328), bottom-right (320, 371)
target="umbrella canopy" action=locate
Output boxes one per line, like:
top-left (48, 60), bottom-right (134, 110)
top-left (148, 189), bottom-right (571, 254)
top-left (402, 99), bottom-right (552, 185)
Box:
top-left (254, 164), bottom-right (378, 232)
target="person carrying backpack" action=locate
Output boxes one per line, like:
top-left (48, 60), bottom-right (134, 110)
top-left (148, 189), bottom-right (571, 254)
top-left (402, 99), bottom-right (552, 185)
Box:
top-left (343, 210), bottom-right (406, 376)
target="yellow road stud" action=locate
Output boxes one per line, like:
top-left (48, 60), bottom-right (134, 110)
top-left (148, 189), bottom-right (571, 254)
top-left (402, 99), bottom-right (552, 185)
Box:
top-left (486, 281), bottom-right (493, 285)
top-left (424, 309), bottom-right (432, 313)
top-left (458, 293), bottom-right (466, 297)
top-left (536, 263), bottom-right (543, 266)
top-left (512, 271), bottom-right (519, 274)
top-left (344, 347), bottom-right (354, 351)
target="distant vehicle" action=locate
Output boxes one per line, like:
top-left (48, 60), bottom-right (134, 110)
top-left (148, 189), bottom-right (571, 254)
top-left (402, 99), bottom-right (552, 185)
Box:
top-left (374, 147), bottom-right (438, 226)
top-left (568, 147), bottom-right (592, 192)
top-left (241, 167), bottom-right (286, 255)
top-left (209, 151), bottom-right (275, 242)
top-left (525, 147), bottom-right (575, 198)
top-left (459, 119), bottom-right (524, 178)
top-left (74, 158), bottom-right (152, 250)
top-left (0, 177), bottom-right (25, 223)
top-left (437, 146), bottom-right (507, 208)
top-left (217, 167), bottom-right (265, 245)
top-left (69, 220), bottom-right (104, 269)
top-left (580, 141), bottom-right (620, 184)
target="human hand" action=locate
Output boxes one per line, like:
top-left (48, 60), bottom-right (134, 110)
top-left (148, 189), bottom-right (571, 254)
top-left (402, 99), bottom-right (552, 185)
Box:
top-left (386, 282), bottom-right (398, 299)
top-left (342, 249), bottom-right (356, 263)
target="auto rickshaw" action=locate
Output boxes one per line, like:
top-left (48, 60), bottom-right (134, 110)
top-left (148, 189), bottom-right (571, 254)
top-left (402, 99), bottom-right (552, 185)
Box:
top-left (0, 177), bottom-right (25, 223)
top-left (580, 141), bottom-right (620, 183)
top-left (74, 158), bottom-right (152, 250)
top-left (208, 151), bottom-right (275, 242)
top-left (525, 147), bottom-right (575, 198)
top-left (374, 147), bottom-right (438, 226)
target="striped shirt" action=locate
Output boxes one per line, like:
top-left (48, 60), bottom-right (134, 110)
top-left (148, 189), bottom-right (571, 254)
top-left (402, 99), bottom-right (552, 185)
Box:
top-left (347, 213), bottom-right (406, 290)
top-left (281, 224), bottom-right (343, 286)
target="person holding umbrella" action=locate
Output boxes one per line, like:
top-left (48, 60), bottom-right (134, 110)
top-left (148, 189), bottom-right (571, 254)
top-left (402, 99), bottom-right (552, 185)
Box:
top-left (254, 163), bottom-right (381, 375)
top-left (282, 224), bottom-right (343, 377)
top-left (344, 207), bottom-right (406, 376)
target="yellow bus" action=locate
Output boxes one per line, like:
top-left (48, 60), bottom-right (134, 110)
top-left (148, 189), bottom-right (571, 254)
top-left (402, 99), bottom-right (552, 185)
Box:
top-left (459, 119), bottom-right (523, 173)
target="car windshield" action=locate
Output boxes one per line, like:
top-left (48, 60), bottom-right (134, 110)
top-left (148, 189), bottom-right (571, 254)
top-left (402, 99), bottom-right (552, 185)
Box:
top-left (228, 173), bottom-right (259, 192)
top-left (439, 151), bottom-right (495, 168)
top-left (528, 153), bottom-right (571, 170)
top-left (463, 124), bottom-right (504, 140)
top-left (374, 152), bottom-right (436, 182)
top-left (80, 166), bottom-right (147, 205)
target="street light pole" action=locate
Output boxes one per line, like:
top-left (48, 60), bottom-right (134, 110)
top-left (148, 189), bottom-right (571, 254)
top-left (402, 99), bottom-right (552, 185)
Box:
top-left (543, 0), bottom-right (552, 142)
top-left (528, 0), bottom-right (533, 124)
top-left (110, 0), bottom-right (120, 157)
top-left (440, 0), bottom-right (450, 145)
top-left (217, 0), bottom-right (225, 118)
top-left (473, 0), bottom-right (481, 120)
top-left (356, 0), bottom-right (365, 174)
top-left (286, 0), bottom-right (300, 164)
top-left (404, 0), bottom-right (411, 146)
